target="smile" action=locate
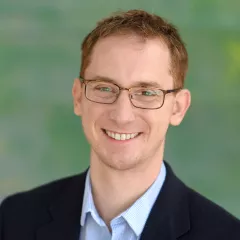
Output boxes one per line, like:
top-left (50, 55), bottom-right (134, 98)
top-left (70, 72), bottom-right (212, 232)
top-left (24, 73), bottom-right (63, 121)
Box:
top-left (103, 129), bottom-right (141, 141)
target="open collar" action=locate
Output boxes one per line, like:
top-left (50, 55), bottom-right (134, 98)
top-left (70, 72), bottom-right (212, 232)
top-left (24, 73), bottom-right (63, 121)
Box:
top-left (80, 163), bottom-right (166, 237)
top-left (36, 162), bottom-right (190, 240)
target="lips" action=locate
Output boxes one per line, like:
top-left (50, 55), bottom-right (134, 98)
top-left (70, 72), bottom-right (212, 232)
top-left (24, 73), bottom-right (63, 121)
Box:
top-left (103, 129), bottom-right (141, 141)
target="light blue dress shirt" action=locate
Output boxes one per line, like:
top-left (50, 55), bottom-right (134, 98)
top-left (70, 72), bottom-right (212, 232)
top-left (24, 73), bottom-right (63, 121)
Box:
top-left (79, 163), bottom-right (166, 240)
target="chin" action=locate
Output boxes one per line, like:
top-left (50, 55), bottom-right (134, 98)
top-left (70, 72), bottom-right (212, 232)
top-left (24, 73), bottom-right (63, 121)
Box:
top-left (101, 154), bottom-right (141, 171)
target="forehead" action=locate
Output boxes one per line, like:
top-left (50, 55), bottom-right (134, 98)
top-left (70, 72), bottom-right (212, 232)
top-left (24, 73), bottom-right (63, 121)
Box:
top-left (85, 35), bottom-right (173, 88)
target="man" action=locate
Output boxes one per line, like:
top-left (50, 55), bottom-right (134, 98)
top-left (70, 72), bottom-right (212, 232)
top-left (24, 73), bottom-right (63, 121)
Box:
top-left (0, 9), bottom-right (239, 240)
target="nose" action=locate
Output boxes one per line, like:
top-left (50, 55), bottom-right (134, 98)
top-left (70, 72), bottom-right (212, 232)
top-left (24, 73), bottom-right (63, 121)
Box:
top-left (109, 90), bottom-right (136, 124)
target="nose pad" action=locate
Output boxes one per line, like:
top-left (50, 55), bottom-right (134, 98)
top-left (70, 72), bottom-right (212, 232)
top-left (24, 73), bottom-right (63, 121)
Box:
top-left (117, 90), bottom-right (134, 108)
top-left (109, 91), bottom-right (135, 123)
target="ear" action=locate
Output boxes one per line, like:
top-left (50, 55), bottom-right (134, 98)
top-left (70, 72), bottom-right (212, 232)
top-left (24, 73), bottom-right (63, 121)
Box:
top-left (170, 89), bottom-right (191, 126)
top-left (72, 78), bottom-right (83, 116)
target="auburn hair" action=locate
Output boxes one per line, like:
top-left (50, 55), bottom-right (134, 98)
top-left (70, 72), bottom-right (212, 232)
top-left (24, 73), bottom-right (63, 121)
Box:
top-left (80, 9), bottom-right (188, 88)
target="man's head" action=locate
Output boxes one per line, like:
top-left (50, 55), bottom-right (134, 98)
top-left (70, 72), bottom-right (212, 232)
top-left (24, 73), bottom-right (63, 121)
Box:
top-left (80, 9), bottom-right (188, 89)
top-left (72, 10), bottom-right (191, 171)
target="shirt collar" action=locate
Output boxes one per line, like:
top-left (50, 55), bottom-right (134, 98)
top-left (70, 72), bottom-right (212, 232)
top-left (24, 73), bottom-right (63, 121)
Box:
top-left (121, 163), bottom-right (166, 236)
top-left (80, 162), bottom-right (166, 237)
top-left (80, 170), bottom-right (106, 227)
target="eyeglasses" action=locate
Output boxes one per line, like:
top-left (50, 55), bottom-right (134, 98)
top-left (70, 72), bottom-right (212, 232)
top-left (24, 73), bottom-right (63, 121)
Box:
top-left (79, 78), bottom-right (181, 110)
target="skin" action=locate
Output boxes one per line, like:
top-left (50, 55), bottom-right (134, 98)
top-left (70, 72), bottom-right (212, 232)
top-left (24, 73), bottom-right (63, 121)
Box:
top-left (72, 35), bottom-right (191, 227)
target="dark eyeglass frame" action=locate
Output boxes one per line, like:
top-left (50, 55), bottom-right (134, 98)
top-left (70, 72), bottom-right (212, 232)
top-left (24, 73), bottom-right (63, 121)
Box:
top-left (79, 77), bottom-right (182, 110)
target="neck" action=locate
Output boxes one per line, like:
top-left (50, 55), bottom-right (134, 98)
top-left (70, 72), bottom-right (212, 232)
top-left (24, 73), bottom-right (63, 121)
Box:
top-left (89, 145), bottom-right (164, 226)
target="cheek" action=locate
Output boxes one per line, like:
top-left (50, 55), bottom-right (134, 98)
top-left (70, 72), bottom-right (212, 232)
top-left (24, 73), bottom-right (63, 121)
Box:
top-left (146, 110), bottom-right (172, 135)
top-left (81, 102), bottom-right (104, 133)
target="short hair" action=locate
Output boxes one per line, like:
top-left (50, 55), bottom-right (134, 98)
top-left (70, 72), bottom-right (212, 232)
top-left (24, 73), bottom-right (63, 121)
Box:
top-left (80, 9), bottom-right (188, 88)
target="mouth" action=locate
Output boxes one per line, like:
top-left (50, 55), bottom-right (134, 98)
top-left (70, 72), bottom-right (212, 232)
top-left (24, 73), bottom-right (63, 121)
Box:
top-left (102, 129), bottom-right (142, 141)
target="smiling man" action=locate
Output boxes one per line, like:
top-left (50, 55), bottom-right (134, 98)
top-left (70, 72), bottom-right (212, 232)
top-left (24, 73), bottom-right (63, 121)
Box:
top-left (0, 9), bottom-right (240, 240)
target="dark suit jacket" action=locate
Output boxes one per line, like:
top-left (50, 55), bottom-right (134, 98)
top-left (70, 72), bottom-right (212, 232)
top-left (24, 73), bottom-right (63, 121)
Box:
top-left (0, 162), bottom-right (240, 240)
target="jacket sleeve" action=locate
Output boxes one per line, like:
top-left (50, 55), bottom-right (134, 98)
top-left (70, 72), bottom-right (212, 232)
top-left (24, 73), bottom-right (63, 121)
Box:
top-left (0, 197), bottom-right (7, 240)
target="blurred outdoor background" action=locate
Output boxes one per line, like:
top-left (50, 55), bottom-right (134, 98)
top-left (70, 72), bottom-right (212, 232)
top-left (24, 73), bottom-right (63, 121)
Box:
top-left (0, 1), bottom-right (239, 216)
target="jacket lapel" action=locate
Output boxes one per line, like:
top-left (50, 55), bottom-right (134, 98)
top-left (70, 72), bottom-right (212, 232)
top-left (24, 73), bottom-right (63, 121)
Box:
top-left (35, 162), bottom-right (190, 240)
top-left (36, 171), bottom-right (87, 240)
top-left (36, 217), bottom-right (80, 240)
top-left (140, 162), bottom-right (191, 240)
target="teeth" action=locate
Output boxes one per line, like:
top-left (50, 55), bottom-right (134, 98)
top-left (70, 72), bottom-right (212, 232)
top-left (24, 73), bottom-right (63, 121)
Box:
top-left (105, 130), bottom-right (139, 141)
top-left (131, 133), bottom-right (136, 139)
top-left (120, 134), bottom-right (126, 140)
top-left (115, 133), bottom-right (120, 140)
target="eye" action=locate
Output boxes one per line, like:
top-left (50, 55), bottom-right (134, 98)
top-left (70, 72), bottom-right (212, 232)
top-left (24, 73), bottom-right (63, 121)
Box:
top-left (141, 90), bottom-right (157, 96)
top-left (96, 86), bottom-right (112, 92)
top-left (92, 82), bottom-right (119, 94)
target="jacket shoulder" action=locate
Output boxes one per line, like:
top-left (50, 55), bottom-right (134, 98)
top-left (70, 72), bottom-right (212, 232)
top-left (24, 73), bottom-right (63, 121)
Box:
top-left (186, 186), bottom-right (240, 239)
top-left (0, 171), bottom-right (87, 239)
top-left (0, 171), bottom-right (86, 214)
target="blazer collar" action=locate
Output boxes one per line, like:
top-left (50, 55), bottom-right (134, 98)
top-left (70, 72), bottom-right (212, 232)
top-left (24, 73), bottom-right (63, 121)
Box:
top-left (36, 162), bottom-right (190, 240)
top-left (140, 162), bottom-right (190, 240)
top-left (36, 171), bottom-right (87, 240)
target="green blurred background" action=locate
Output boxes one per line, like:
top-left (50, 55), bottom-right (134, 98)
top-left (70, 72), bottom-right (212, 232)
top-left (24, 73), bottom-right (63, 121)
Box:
top-left (0, 1), bottom-right (239, 217)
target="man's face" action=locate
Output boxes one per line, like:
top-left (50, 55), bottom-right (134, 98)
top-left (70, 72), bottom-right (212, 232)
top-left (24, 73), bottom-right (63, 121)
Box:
top-left (73, 35), bottom-right (190, 171)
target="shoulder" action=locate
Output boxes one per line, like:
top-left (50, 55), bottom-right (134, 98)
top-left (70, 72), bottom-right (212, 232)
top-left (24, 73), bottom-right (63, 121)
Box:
top-left (187, 185), bottom-right (239, 222)
top-left (185, 185), bottom-right (240, 238)
top-left (0, 171), bottom-right (86, 215)
top-left (164, 162), bottom-right (240, 238)
top-left (0, 171), bottom-right (87, 238)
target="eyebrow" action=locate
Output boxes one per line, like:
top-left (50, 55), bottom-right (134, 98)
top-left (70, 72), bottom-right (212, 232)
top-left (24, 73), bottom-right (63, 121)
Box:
top-left (87, 75), bottom-right (164, 88)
